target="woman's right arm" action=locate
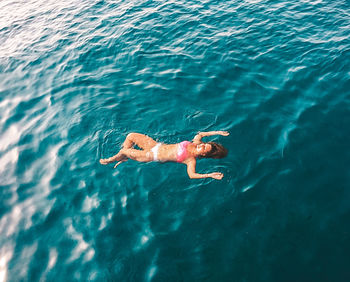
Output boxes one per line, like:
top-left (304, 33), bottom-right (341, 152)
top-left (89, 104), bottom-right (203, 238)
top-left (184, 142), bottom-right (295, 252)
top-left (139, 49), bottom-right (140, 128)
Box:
top-left (185, 158), bottom-right (224, 180)
top-left (193, 131), bottom-right (229, 143)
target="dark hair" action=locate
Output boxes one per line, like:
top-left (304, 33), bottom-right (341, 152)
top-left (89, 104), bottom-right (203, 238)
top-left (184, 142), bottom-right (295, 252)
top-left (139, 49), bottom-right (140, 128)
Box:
top-left (204, 142), bottom-right (228, 159)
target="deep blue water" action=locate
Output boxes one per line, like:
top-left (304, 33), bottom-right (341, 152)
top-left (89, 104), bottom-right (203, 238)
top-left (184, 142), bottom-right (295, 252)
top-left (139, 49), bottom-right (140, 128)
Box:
top-left (1, 0), bottom-right (350, 281)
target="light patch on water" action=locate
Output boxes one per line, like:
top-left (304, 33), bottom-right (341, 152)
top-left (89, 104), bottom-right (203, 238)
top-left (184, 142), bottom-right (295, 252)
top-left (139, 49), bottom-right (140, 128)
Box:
top-left (18, 142), bottom-right (63, 201)
top-left (170, 211), bottom-right (185, 231)
top-left (170, 218), bottom-right (183, 231)
top-left (74, 271), bottom-right (81, 281)
top-left (141, 235), bottom-right (149, 245)
top-left (41, 143), bottom-right (61, 189)
top-left (278, 123), bottom-right (296, 158)
top-left (78, 180), bottom-right (86, 189)
top-left (0, 257), bottom-right (7, 282)
top-left (146, 250), bottom-right (159, 282)
top-left (157, 68), bottom-right (181, 76)
top-left (134, 227), bottom-right (154, 251)
top-left (48, 248), bottom-right (58, 270)
top-left (44, 94), bottom-right (52, 107)
top-left (0, 246), bottom-right (13, 282)
top-left (288, 65), bottom-right (307, 73)
top-left (245, 0), bottom-right (264, 3)
top-left (1, 205), bottom-right (21, 237)
top-left (65, 218), bottom-right (95, 263)
top-left (242, 184), bottom-right (254, 193)
top-left (300, 0), bottom-right (322, 4)
top-left (40, 247), bottom-right (58, 281)
top-left (0, 147), bottom-right (18, 169)
top-left (140, 229), bottom-right (154, 246)
top-left (84, 249), bottom-right (95, 262)
top-left (129, 80), bottom-right (143, 86)
top-left (0, 0), bottom-right (84, 57)
top-left (147, 266), bottom-right (157, 281)
top-left (98, 216), bottom-right (107, 231)
top-left (81, 194), bottom-right (99, 213)
top-left (216, 31), bottom-right (232, 37)
top-left (16, 242), bottom-right (38, 279)
top-left (136, 67), bottom-right (151, 75)
top-left (121, 195), bottom-right (127, 208)
top-left (1, 203), bottom-right (22, 236)
top-left (24, 202), bottom-right (37, 230)
top-left (33, 109), bottom-right (57, 136)
top-left (69, 238), bottom-right (88, 262)
top-left (0, 147), bottom-right (18, 184)
top-left (144, 83), bottom-right (169, 91)
top-left (0, 111), bottom-right (42, 151)
top-left (0, 194), bottom-right (56, 239)
top-left (0, 97), bottom-right (23, 123)
top-left (0, 125), bottom-right (20, 151)
top-left (88, 271), bottom-right (97, 281)
top-left (279, 168), bottom-right (292, 176)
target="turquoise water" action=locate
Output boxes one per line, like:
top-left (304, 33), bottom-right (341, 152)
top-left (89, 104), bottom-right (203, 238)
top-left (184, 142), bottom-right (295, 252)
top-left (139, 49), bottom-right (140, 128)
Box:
top-left (1, 0), bottom-right (350, 280)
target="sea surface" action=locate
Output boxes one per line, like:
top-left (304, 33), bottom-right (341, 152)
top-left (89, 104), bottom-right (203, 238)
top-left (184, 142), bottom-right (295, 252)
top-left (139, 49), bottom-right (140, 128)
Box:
top-left (1, 0), bottom-right (350, 281)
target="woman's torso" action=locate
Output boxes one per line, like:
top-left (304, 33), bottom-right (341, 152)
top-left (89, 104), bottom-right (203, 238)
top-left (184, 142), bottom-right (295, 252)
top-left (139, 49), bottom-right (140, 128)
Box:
top-left (157, 141), bottom-right (191, 162)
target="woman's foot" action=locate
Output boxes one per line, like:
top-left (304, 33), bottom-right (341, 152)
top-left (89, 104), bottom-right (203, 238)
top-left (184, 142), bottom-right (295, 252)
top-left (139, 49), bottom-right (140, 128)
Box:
top-left (114, 158), bottom-right (128, 168)
top-left (100, 158), bottom-right (111, 165)
top-left (100, 151), bottom-right (127, 165)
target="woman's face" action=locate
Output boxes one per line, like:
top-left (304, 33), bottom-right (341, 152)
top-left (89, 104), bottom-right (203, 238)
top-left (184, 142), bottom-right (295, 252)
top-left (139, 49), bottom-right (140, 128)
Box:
top-left (196, 143), bottom-right (212, 155)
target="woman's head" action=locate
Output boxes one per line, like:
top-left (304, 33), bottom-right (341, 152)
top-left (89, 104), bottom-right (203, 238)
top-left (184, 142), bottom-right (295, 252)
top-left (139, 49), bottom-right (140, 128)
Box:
top-left (195, 142), bottom-right (228, 159)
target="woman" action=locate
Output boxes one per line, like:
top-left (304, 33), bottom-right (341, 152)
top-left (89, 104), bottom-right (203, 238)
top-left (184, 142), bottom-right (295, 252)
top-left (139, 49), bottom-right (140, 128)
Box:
top-left (100, 130), bottom-right (229, 180)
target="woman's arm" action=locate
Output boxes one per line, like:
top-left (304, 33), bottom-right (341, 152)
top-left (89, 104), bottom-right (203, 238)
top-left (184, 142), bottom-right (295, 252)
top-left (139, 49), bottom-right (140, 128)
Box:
top-left (193, 130), bottom-right (229, 143)
top-left (185, 158), bottom-right (224, 180)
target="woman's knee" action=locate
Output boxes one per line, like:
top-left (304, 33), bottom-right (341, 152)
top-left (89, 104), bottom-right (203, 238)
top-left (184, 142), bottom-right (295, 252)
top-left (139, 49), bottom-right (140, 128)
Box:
top-left (126, 133), bottom-right (143, 141)
top-left (126, 133), bottom-right (136, 139)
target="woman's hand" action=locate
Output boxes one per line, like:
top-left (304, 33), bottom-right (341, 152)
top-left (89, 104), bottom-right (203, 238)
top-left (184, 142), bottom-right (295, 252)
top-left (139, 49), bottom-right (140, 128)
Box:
top-left (217, 131), bottom-right (229, 136)
top-left (209, 172), bottom-right (224, 180)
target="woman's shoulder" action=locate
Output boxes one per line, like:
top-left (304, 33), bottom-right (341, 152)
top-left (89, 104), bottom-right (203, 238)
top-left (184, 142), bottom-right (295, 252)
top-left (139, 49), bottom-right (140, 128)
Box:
top-left (179, 140), bottom-right (192, 145)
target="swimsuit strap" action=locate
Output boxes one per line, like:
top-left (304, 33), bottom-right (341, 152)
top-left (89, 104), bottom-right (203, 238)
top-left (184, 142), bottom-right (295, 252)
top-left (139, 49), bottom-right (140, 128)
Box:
top-left (176, 141), bottom-right (191, 162)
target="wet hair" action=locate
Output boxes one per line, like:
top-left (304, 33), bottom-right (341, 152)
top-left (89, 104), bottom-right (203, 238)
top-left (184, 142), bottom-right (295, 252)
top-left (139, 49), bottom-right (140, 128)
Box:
top-left (203, 142), bottom-right (228, 159)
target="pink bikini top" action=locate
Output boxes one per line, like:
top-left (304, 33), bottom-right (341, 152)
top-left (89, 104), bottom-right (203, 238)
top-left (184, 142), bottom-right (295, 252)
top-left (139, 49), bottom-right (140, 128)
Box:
top-left (176, 141), bottom-right (191, 162)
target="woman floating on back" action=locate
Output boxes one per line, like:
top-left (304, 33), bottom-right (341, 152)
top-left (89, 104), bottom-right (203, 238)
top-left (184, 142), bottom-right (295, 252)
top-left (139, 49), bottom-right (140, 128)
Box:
top-left (100, 131), bottom-right (229, 180)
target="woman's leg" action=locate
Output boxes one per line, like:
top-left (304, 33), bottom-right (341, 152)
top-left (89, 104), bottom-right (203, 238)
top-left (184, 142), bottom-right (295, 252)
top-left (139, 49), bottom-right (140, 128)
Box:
top-left (100, 133), bottom-right (156, 165)
top-left (121, 148), bottom-right (153, 162)
top-left (100, 151), bottom-right (126, 164)
top-left (122, 133), bottom-right (157, 150)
